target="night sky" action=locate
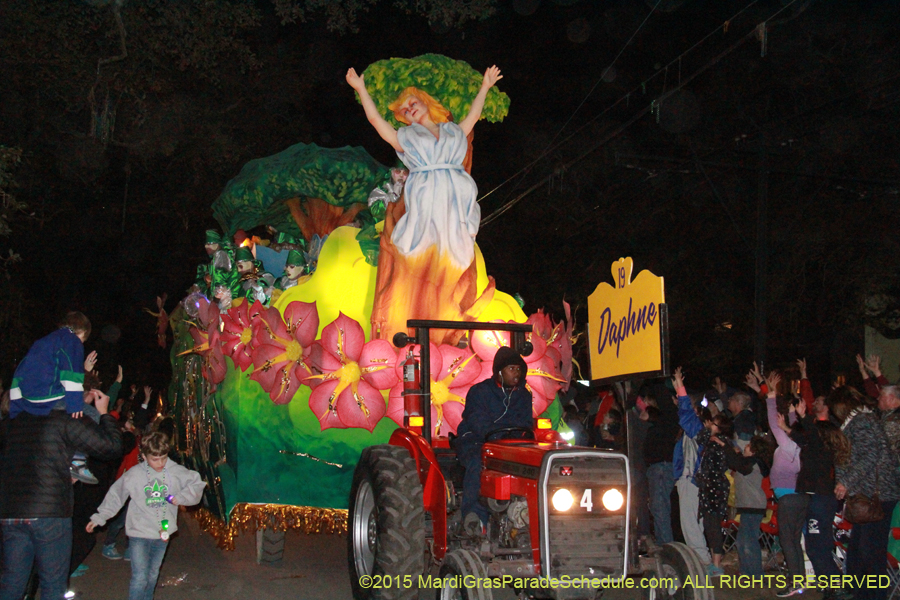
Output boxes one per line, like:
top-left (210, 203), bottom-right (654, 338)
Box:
top-left (1, 0), bottom-right (897, 391)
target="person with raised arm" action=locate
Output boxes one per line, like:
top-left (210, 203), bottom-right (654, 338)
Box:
top-left (674, 367), bottom-right (732, 578)
top-left (765, 371), bottom-right (806, 597)
top-left (672, 368), bottom-right (711, 567)
top-left (346, 64), bottom-right (504, 344)
top-left (789, 387), bottom-right (849, 595)
top-left (345, 65), bottom-right (501, 271)
top-left (857, 353), bottom-right (889, 399)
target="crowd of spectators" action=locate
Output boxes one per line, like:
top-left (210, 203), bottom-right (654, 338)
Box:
top-left (569, 353), bottom-right (900, 600)
top-left (0, 311), bottom-right (197, 600)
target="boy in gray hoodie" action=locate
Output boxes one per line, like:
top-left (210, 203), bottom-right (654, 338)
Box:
top-left (87, 431), bottom-right (206, 600)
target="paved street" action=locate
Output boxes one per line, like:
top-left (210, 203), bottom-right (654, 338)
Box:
top-left (69, 513), bottom-right (829, 600)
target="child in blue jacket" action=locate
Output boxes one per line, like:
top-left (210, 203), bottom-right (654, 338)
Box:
top-left (9, 311), bottom-right (99, 482)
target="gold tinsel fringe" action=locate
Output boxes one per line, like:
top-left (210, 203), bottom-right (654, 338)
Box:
top-left (192, 503), bottom-right (348, 550)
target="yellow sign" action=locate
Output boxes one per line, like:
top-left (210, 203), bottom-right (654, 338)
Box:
top-left (587, 257), bottom-right (666, 382)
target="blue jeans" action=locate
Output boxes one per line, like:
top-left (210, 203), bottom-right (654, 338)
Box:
top-left (845, 500), bottom-right (896, 600)
top-left (735, 512), bottom-right (764, 576)
top-left (105, 502), bottom-right (129, 547)
top-left (456, 440), bottom-right (489, 525)
top-left (646, 462), bottom-right (674, 544)
top-left (128, 537), bottom-right (168, 600)
top-left (0, 517), bottom-right (71, 600)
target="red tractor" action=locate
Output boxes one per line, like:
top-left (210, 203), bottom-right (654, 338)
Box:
top-left (348, 320), bottom-right (711, 600)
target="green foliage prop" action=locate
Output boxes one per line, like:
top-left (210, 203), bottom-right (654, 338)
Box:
top-left (212, 142), bottom-right (389, 236)
top-left (359, 54), bottom-right (511, 128)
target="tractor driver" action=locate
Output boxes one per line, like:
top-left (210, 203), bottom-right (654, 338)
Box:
top-left (455, 346), bottom-right (533, 533)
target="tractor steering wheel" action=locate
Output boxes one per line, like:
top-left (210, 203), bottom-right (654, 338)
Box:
top-left (485, 426), bottom-right (535, 442)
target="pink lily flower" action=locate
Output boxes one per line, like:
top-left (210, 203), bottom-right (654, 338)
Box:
top-left (307, 313), bottom-right (397, 432)
top-left (528, 301), bottom-right (575, 392)
top-left (250, 301), bottom-right (319, 405)
top-left (181, 297), bottom-right (226, 386)
top-left (220, 300), bottom-right (265, 371)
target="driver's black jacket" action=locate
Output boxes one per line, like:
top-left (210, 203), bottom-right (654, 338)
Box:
top-left (456, 377), bottom-right (533, 445)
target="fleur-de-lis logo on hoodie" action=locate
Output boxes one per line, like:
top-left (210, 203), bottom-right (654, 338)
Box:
top-left (144, 479), bottom-right (169, 507)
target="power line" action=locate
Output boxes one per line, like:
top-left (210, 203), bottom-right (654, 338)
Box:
top-left (548, 0), bottom-right (664, 149)
top-left (477, 0), bottom-right (667, 211)
top-left (480, 0), bottom-right (804, 227)
top-left (478, 0), bottom-right (763, 206)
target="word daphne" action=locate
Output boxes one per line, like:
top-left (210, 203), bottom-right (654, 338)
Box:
top-left (595, 298), bottom-right (657, 358)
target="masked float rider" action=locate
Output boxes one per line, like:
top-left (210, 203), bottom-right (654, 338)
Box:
top-left (204, 230), bottom-right (238, 299)
top-left (269, 249), bottom-right (309, 303)
top-left (234, 247), bottom-right (275, 305)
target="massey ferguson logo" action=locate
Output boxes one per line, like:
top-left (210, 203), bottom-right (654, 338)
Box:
top-left (559, 466), bottom-right (573, 476)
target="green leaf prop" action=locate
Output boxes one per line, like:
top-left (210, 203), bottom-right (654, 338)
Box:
top-left (359, 54), bottom-right (511, 128)
top-left (212, 142), bottom-right (390, 236)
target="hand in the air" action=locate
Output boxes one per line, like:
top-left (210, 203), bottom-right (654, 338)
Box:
top-left (750, 361), bottom-right (763, 383)
top-left (796, 358), bottom-right (807, 380)
top-left (865, 354), bottom-right (882, 378)
top-left (713, 376), bottom-right (727, 395)
top-left (482, 65), bottom-right (503, 89)
top-left (672, 366), bottom-right (685, 390)
top-left (345, 68), bottom-right (365, 92)
top-left (744, 372), bottom-right (761, 393)
top-left (84, 351), bottom-right (98, 372)
top-left (765, 371), bottom-right (782, 395)
top-left (776, 412), bottom-right (791, 434)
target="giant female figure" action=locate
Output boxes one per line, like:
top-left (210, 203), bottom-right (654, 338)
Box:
top-left (346, 65), bottom-right (503, 343)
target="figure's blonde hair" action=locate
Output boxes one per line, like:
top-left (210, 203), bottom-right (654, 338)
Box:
top-left (388, 87), bottom-right (452, 125)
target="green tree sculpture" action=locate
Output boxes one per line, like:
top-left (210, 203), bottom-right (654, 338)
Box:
top-left (357, 54), bottom-right (510, 128)
top-left (211, 142), bottom-right (389, 241)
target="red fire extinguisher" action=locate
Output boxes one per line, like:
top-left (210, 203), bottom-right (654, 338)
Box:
top-left (402, 348), bottom-right (423, 424)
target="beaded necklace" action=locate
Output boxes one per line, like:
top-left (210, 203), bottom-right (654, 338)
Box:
top-left (144, 461), bottom-right (171, 541)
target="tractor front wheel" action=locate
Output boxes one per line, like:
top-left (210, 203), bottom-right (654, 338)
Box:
top-left (348, 444), bottom-right (425, 600)
top-left (641, 542), bottom-right (713, 600)
top-left (436, 549), bottom-right (492, 600)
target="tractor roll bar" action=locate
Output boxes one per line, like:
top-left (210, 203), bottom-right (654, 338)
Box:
top-left (393, 320), bottom-right (534, 445)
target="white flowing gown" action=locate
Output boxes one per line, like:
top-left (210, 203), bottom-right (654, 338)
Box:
top-left (392, 122), bottom-right (480, 270)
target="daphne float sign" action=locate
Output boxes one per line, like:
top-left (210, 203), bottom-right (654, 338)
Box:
top-left (587, 257), bottom-right (669, 383)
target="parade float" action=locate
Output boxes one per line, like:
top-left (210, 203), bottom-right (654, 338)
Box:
top-left (165, 55), bottom-right (575, 558)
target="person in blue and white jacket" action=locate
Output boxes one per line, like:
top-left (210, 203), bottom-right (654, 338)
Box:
top-left (672, 367), bottom-right (712, 566)
top-left (10, 311), bottom-right (90, 418)
top-left (9, 311), bottom-right (99, 482)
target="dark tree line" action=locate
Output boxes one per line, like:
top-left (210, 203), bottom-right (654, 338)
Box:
top-left (0, 0), bottom-right (897, 387)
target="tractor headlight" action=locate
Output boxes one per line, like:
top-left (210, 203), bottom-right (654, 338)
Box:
top-left (551, 488), bottom-right (574, 511)
top-left (601, 488), bottom-right (624, 511)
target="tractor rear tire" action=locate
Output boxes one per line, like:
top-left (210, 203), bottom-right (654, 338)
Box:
top-left (348, 444), bottom-right (425, 600)
top-left (436, 549), bottom-right (492, 600)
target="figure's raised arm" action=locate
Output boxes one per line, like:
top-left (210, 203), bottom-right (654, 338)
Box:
top-left (346, 68), bottom-right (402, 152)
top-left (459, 66), bottom-right (503, 137)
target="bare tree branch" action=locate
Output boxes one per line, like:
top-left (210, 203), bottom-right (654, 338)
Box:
top-left (97, 3), bottom-right (128, 74)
